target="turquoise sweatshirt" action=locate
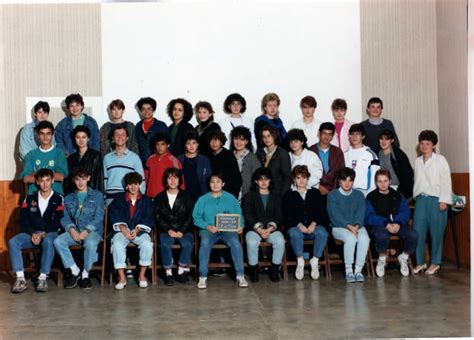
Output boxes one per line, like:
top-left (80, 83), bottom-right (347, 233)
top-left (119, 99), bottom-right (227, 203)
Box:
top-left (192, 191), bottom-right (244, 229)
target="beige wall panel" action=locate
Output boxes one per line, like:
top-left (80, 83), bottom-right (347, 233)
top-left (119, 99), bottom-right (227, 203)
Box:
top-left (1, 4), bottom-right (101, 180)
top-left (360, 0), bottom-right (439, 164)
top-left (437, 0), bottom-right (468, 173)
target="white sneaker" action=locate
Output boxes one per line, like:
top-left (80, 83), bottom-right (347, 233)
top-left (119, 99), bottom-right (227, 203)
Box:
top-left (236, 276), bottom-right (249, 288)
top-left (376, 257), bottom-right (386, 277)
top-left (114, 281), bottom-right (127, 290)
top-left (139, 280), bottom-right (148, 288)
top-left (398, 254), bottom-right (410, 277)
top-left (197, 277), bottom-right (207, 289)
top-left (309, 257), bottom-right (320, 280)
top-left (295, 265), bottom-right (304, 280)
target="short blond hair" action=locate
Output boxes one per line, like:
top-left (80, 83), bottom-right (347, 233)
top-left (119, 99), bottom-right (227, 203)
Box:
top-left (261, 92), bottom-right (280, 114)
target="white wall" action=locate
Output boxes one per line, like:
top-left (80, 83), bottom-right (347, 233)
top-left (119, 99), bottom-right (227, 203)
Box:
top-left (101, 1), bottom-right (362, 128)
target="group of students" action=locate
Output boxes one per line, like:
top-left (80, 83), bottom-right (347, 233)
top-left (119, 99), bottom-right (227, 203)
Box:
top-left (9, 92), bottom-right (452, 293)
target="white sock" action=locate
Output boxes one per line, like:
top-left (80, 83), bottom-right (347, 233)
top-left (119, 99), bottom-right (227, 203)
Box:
top-left (400, 252), bottom-right (409, 260)
top-left (297, 257), bottom-right (304, 267)
top-left (81, 270), bottom-right (89, 279)
top-left (178, 266), bottom-right (187, 275)
top-left (16, 271), bottom-right (25, 279)
top-left (311, 256), bottom-right (319, 265)
top-left (166, 269), bottom-right (172, 276)
top-left (345, 264), bottom-right (353, 274)
top-left (70, 264), bottom-right (80, 276)
top-left (379, 255), bottom-right (387, 262)
top-left (355, 265), bottom-right (363, 274)
top-left (38, 273), bottom-right (47, 280)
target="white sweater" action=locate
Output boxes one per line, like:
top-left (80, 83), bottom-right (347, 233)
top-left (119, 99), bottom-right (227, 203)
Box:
top-left (344, 146), bottom-right (379, 195)
top-left (289, 148), bottom-right (323, 189)
top-left (218, 115), bottom-right (257, 151)
top-left (291, 117), bottom-right (322, 147)
top-left (413, 153), bottom-right (452, 204)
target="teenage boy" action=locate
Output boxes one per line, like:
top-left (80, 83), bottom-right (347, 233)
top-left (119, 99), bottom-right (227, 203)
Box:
top-left (155, 168), bottom-right (195, 285)
top-left (344, 124), bottom-right (380, 196)
top-left (378, 129), bottom-right (414, 200)
top-left (192, 173), bottom-right (248, 289)
top-left (207, 130), bottom-right (242, 198)
top-left (19, 101), bottom-right (55, 161)
top-left (327, 167), bottom-right (370, 283)
top-left (177, 131), bottom-right (212, 202)
top-left (365, 169), bottom-right (418, 277)
top-left (291, 96), bottom-right (322, 147)
top-left (103, 126), bottom-right (145, 203)
top-left (9, 169), bottom-right (63, 293)
top-left (330, 98), bottom-right (354, 153)
top-left (54, 167), bottom-right (104, 289)
top-left (219, 93), bottom-right (256, 151)
top-left (109, 172), bottom-right (154, 290)
top-left (55, 93), bottom-right (100, 156)
top-left (21, 121), bottom-right (68, 195)
top-left (145, 132), bottom-right (183, 198)
top-left (284, 166), bottom-right (329, 281)
top-left (287, 128), bottom-right (323, 189)
top-left (135, 97), bottom-right (168, 165)
top-left (309, 122), bottom-right (345, 195)
top-left (254, 92), bottom-right (287, 149)
top-left (100, 99), bottom-right (139, 156)
top-left (361, 97), bottom-right (399, 153)
top-left (412, 130), bottom-right (452, 275)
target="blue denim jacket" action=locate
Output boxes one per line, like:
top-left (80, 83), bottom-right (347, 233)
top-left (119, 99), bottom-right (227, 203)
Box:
top-left (55, 114), bottom-right (100, 156)
top-left (61, 188), bottom-right (104, 235)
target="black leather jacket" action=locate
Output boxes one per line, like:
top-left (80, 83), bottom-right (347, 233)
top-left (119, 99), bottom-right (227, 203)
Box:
top-left (65, 148), bottom-right (103, 194)
top-left (154, 189), bottom-right (194, 233)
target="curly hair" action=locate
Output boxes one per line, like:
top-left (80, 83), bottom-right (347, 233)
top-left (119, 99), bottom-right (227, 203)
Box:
top-left (167, 98), bottom-right (193, 123)
top-left (223, 93), bottom-right (247, 114)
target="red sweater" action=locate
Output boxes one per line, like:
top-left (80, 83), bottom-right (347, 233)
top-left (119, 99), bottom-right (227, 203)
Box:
top-left (145, 152), bottom-right (184, 197)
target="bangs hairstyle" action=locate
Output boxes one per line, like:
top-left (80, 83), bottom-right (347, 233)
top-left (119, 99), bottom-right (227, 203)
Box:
top-left (124, 172), bottom-right (143, 186)
top-left (183, 130), bottom-right (199, 144)
top-left (109, 99), bottom-right (125, 111)
top-left (261, 92), bottom-right (280, 114)
top-left (35, 168), bottom-right (54, 181)
top-left (208, 172), bottom-right (225, 184)
top-left (291, 165), bottom-right (310, 180)
top-left (65, 93), bottom-right (84, 108)
top-left (167, 98), bottom-right (193, 123)
top-left (194, 101), bottom-right (215, 122)
top-left (319, 122), bottom-right (335, 134)
top-left (337, 167), bottom-right (356, 182)
top-left (34, 101), bottom-right (50, 114)
top-left (287, 129), bottom-right (308, 149)
top-left (349, 123), bottom-right (366, 137)
top-left (379, 129), bottom-right (395, 140)
top-left (300, 96), bottom-right (317, 108)
top-left (35, 120), bottom-right (54, 134)
top-left (418, 130), bottom-right (438, 145)
top-left (71, 166), bottom-right (90, 179)
top-left (260, 125), bottom-right (281, 146)
top-left (367, 97), bottom-right (383, 109)
top-left (136, 97), bottom-right (157, 111)
top-left (230, 126), bottom-right (253, 152)
top-left (375, 168), bottom-right (391, 182)
top-left (162, 167), bottom-right (183, 189)
top-left (224, 93), bottom-right (247, 114)
top-left (250, 167), bottom-right (274, 191)
top-left (331, 98), bottom-right (347, 111)
top-left (208, 130), bottom-right (227, 145)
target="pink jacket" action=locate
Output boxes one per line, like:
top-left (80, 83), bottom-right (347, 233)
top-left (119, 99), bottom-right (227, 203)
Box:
top-left (331, 119), bottom-right (354, 153)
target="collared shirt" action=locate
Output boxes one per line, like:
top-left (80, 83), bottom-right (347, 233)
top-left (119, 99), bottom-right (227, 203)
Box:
top-left (38, 190), bottom-right (54, 216)
top-left (126, 192), bottom-right (141, 218)
top-left (413, 153), bottom-right (452, 204)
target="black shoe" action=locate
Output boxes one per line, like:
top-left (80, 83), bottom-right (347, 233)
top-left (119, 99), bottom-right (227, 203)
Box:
top-left (176, 272), bottom-right (189, 284)
top-left (269, 264), bottom-right (280, 282)
top-left (248, 265), bottom-right (259, 283)
top-left (211, 268), bottom-right (226, 277)
top-left (79, 277), bottom-right (92, 289)
top-left (64, 273), bottom-right (81, 289)
top-left (164, 274), bottom-right (174, 286)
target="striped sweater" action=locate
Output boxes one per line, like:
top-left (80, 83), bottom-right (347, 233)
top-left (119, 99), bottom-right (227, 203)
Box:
top-left (103, 149), bottom-right (145, 195)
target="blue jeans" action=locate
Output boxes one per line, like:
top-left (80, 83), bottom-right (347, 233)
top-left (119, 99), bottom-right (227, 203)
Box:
top-left (198, 230), bottom-right (244, 278)
top-left (332, 227), bottom-right (370, 267)
top-left (245, 231), bottom-right (285, 266)
top-left (54, 231), bottom-right (101, 271)
top-left (160, 232), bottom-right (193, 268)
top-left (9, 232), bottom-right (58, 274)
top-left (111, 232), bottom-right (153, 269)
top-left (413, 195), bottom-right (448, 265)
top-left (288, 226), bottom-right (328, 258)
top-left (371, 225), bottom-right (418, 254)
